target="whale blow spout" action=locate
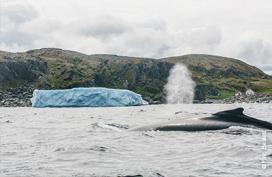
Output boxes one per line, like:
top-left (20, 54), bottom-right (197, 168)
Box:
top-left (165, 63), bottom-right (196, 104)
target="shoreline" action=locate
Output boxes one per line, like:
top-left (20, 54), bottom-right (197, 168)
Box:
top-left (1, 87), bottom-right (271, 107)
top-left (0, 102), bottom-right (271, 108)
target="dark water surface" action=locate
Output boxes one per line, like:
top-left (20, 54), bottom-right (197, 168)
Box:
top-left (1, 104), bottom-right (272, 177)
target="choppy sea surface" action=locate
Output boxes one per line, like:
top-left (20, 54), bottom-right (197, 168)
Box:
top-left (1, 104), bottom-right (272, 177)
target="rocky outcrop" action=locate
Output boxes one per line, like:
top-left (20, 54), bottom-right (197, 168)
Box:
top-left (224, 93), bottom-right (272, 103)
top-left (0, 86), bottom-right (33, 107)
top-left (0, 55), bottom-right (47, 85)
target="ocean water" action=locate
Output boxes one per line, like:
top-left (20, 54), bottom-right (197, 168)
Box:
top-left (1, 104), bottom-right (272, 177)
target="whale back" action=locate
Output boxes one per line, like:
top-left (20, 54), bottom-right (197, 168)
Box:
top-left (131, 107), bottom-right (272, 131)
top-left (207, 107), bottom-right (272, 130)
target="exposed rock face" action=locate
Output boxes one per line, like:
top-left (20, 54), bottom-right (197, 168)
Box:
top-left (93, 59), bottom-right (172, 103)
top-left (194, 84), bottom-right (220, 101)
top-left (0, 55), bottom-right (47, 85)
top-left (0, 48), bottom-right (271, 106)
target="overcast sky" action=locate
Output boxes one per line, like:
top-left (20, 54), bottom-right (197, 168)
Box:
top-left (1, 0), bottom-right (272, 74)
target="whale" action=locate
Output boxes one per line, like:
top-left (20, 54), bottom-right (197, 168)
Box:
top-left (131, 107), bottom-right (272, 131)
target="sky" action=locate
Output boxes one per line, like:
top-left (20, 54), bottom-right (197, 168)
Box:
top-left (1, 0), bottom-right (272, 74)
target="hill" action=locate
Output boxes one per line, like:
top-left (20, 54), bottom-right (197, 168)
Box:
top-left (162, 54), bottom-right (271, 100)
top-left (0, 48), bottom-right (271, 106)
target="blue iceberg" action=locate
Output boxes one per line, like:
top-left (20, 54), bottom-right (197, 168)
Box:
top-left (31, 87), bottom-right (145, 107)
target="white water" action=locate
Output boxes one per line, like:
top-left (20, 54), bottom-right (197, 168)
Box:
top-left (165, 63), bottom-right (196, 104)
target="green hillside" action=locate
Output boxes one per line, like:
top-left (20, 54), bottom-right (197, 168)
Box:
top-left (0, 48), bottom-right (271, 104)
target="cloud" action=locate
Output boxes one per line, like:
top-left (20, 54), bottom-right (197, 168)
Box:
top-left (167, 26), bottom-right (223, 56)
top-left (0, 2), bottom-right (38, 50)
top-left (1, 2), bottom-right (38, 31)
top-left (0, 31), bottom-right (36, 46)
top-left (238, 39), bottom-right (272, 65)
top-left (261, 65), bottom-right (272, 74)
top-left (183, 26), bottom-right (222, 48)
top-left (107, 27), bottom-right (172, 58)
top-left (217, 31), bottom-right (272, 74)
top-left (0, 0), bottom-right (272, 73)
top-left (69, 16), bottom-right (130, 39)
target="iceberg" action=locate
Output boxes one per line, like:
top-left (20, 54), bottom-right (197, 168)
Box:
top-left (31, 87), bottom-right (145, 107)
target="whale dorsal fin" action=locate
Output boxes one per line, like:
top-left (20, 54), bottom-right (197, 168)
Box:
top-left (208, 107), bottom-right (272, 130)
top-left (208, 107), bottom-right (246, 123)
top-left (213, 107), bottom-right (244, 116)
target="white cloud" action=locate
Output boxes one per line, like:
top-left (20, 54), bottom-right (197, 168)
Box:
top-left (0, 0), bottom-right (272, 74)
